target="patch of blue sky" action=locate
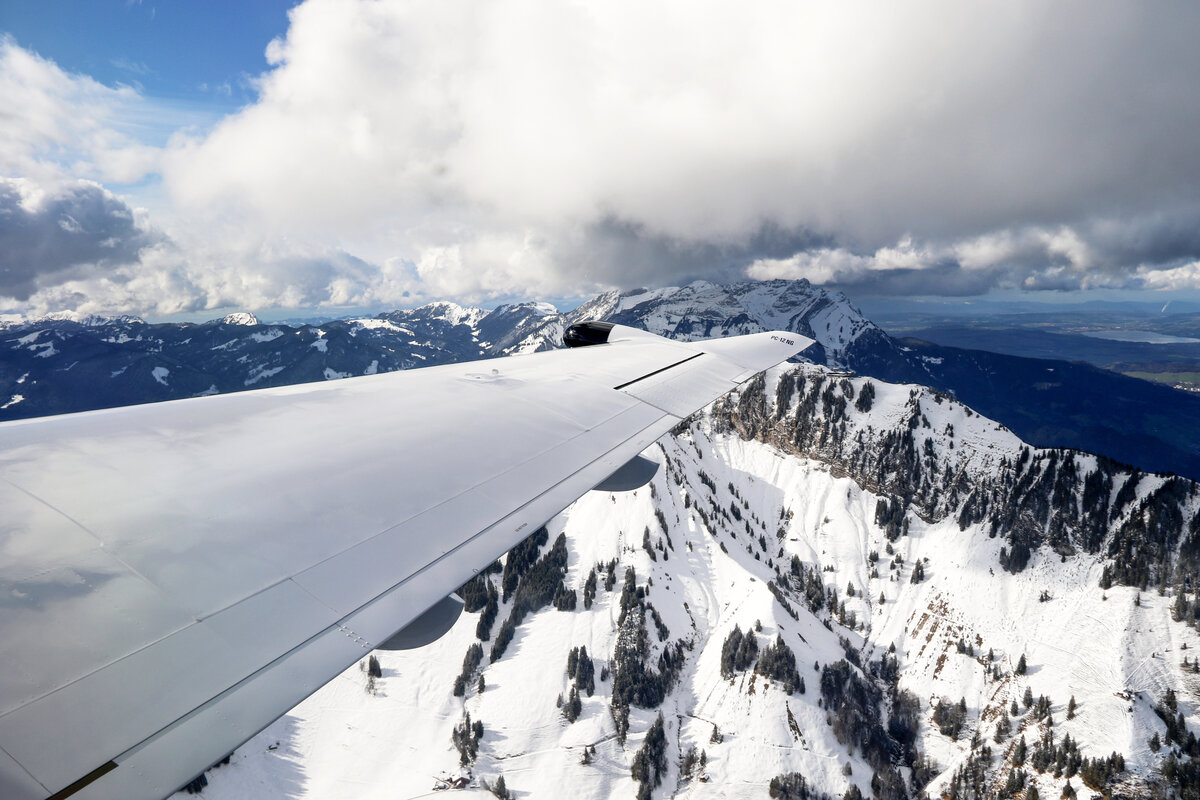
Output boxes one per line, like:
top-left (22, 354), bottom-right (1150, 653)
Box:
top-left (0, 0), bottom-right (296, 111)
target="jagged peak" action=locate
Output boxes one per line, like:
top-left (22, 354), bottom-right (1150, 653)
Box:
top-left (414, 300), bottom-right (487, 327)
top-left (77, 314), bottom-right (146, 327)
top-left (217, 312), bottom-right (260, 326)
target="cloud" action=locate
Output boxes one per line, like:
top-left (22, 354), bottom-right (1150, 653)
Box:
top-left (0, 37), bottom-right (161, 186)
top-left (7, 3), bottom-right (1200, 315)
top-left (110, 57), bottom-right (151, 77)
top-left (746, 208), bottom-right (1200, 296)
top-left (0, 178), bottom-right (159, 299)
top-left (149, 0), bottom-right (1200, 303)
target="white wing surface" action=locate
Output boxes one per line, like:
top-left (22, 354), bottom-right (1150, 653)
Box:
top-left (0, 326), bottom-right (809, 800)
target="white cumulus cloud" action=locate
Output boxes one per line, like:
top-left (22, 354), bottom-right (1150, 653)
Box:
top-left (5, 1), bottom-right (1200, 315)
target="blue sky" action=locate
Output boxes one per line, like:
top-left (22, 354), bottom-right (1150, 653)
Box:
top-left (1, 1), bottom-right (293, 112)
top-left (2, 1), bottom-right (1200, 320)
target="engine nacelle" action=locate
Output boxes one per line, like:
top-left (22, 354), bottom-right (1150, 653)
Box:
top-left (592, 453), bottom-right (659, 492)
top-left (376, 594), bottom-right (464, 650)
top-left (563, 321), bottom-right (614, 348)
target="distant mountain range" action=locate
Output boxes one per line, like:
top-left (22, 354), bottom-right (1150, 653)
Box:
top-left (4, 278), bottom-right (1200, 480)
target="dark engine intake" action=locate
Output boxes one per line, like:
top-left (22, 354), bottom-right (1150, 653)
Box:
top-left (563, 321), bottom-right (614, 348)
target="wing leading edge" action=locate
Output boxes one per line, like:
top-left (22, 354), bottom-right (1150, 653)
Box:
top-left (0, 326), bottom-right (810, 800)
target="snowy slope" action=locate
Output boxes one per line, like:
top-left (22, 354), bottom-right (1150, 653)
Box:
top-left (597, 280), bottom-right (876, 367)
top-left (180, 363), bottom-right (1200, 800)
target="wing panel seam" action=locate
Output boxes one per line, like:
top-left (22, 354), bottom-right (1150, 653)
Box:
top-left (44, 760), bottom-right (116, 800)
top-left (612, 353), bottom-right (704, 390)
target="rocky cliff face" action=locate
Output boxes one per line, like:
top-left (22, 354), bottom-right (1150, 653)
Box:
top-left (715, 366), bottom-right (1200, 585)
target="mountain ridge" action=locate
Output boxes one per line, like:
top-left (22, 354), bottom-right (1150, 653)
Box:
top-left (177, 359), bottom-right (1200, 800)
top-left (9, 277), bottom-right (1196, 481)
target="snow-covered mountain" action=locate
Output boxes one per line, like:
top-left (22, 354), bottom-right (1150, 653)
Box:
top-left (0, 280), bottom-right (877, 422)
top-left (6, 278), bottom-right (1198, 482)
top-left (176, 361), bottom-right (1200, 800)
top-left (567, 281), bottom-right (1200, 481)
top-left (575, 280), bottom-right (878, 367)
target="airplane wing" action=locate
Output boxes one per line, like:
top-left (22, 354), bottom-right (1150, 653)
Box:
top-left (0, 324), bottom-right (810, 800)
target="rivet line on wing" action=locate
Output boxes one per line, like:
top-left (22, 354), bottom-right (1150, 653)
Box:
top-left (336, 625), bottom-right (371, 649)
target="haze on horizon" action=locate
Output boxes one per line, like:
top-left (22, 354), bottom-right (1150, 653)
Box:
top-left (2, 0), bottom-right (1200, 320)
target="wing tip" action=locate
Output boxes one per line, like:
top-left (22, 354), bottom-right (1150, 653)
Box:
top-left (699, 330), bottom-right (813, 372)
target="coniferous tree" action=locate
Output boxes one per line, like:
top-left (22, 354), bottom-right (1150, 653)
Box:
top-left (476, 581), bottom-right (499, 640)
top-left (454, 643), bottom-right (484, 696)
top-left (1013, 735), bottom-right (1027, 767)
top-left (564, 687), bottom-right (582, 723)
top-left (613, 701), bottom-right (630, 745)
top-left (583, 568), bottom-right (597, 609)
top-left (757, 635), bottom-right (803, 693)
top-left (682, 746), bottom-right (697, 778)
top-left (451, 713), bottom-right (484, 765)
top-left (994, 708), bottom-right (1012, 743)
top-left (933, 697), bottom-right (969, 739)
top-left (768, 772), bottom-right (826, 799)
top-left (631, 713), bottom-right (667, 800)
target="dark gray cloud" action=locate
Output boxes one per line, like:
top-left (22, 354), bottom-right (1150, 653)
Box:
top-left (0, 179), bottom-right (157, 300)
top-left (746, 203), bottom-right (1200, 298)
top-left (559, 218), bottom-right (834, 290)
